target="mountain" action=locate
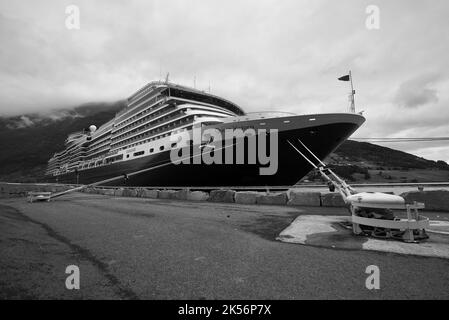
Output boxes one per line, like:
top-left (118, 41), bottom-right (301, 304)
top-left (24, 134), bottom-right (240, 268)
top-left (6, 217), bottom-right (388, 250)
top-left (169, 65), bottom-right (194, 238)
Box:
top-left (0, 102), bottom-right (448, 183)
top-left (317, 141), bottom-right (449, 183)
top-left (330, 140), bottom-right (449, 170)
top-left (0, 101), bottom-right (125, 182)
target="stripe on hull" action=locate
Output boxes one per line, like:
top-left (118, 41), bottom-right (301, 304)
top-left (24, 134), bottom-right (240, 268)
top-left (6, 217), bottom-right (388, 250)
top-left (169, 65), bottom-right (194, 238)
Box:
top-left (49, 121), bottom-right (361, 187)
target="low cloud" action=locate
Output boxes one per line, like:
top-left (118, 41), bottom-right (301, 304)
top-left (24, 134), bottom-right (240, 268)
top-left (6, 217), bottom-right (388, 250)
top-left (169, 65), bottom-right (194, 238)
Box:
top-left (4, 109), bottom-right (83, 129)
top-left (394, 73), bottom-right (440, 108)
top-left (14, 115), bottom-right (34, 128)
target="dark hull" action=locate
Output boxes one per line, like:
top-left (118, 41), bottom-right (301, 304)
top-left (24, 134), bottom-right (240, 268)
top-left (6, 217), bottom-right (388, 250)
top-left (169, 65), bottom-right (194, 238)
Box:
top-left (47, 114), bottom-right (364, 187)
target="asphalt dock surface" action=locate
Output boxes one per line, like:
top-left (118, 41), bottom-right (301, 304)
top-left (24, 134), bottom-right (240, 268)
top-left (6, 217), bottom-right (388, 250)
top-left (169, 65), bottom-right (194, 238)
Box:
top-left (1, 193), bottom-right (448, 299)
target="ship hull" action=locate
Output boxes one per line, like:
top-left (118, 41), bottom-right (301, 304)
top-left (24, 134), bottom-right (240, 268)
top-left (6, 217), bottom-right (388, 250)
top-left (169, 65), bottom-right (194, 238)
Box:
top-left (47, 113), bottom-right (364, 187)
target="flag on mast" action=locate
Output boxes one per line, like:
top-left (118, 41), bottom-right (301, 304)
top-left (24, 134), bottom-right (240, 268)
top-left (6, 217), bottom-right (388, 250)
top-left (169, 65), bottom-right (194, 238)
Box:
top-left (338, 74), bottom-right (350, 81)
top-left (338, 71), bottom-right (355, 113)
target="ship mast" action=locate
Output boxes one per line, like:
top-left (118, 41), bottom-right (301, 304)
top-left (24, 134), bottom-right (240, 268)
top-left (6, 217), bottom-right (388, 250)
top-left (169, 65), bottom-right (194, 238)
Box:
top-left (338, 71), bottom-right (356, 113)
top-left (165, 72), bottom-right (170, 97)
top-left (349, 70), bottom-right (355, 113)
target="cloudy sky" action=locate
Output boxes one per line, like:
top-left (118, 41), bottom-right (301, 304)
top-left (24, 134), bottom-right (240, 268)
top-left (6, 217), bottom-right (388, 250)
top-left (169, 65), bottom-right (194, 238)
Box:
top-left (1, 0), bottom-right (448, 161)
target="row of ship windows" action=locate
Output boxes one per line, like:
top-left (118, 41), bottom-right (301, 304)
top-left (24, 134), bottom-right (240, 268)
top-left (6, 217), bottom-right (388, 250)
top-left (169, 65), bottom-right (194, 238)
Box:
top-left (114, 111), bottom-right (272, 148)
top-left (90, 104), bottom-right (191, 150)
top-left (128, 87), bottom-right (160, 108)
top-left (126, 134), bottom-right (263, 161)
top-left (77, 125), bottom-right (194, 169)
top-left (52, 125), bottom-right (266, 172)
top-left (118, 91), bottom-right (227, 131)
top-left (118, 124), bottom-right (192, 151)
top-left (114, 106), bottom-right (230, 144)
top-left (60, 116), bottom-right (269, 159)
top-left (51, 119), bottom-right (264, 165)
top-left (112, 109), bottom-right (179, 140)
top-left (117, 91), bottom-right (158, 118)
top-left (89, 141), bottom-right (111, 154)
top-left (116, 100), bottom-right (231, 136)
top-left (117, 95), bottom-right (164, 127)
top-left (112, 117), bottom-right (193, 148)
top-left (125, 144), bottom-right (172, 158)
top-left (79, 141), bottom-right (176, 169)
top-left (89, 132), bottom-right (111, 146)
top-left (54, 144), bottom-right (87, 157)
top-left (58, 112), bottom-right (190, 161)
top-left (69, 123), bottom-right (189, 165)
top-left (87, 115), bottom-right (187, 156)
top-left (116, 120), bottom-right (263, 155)
top-left (87, 103), bottom-right (181, 149)
top-left (114, 102), bottom-right (171, 134)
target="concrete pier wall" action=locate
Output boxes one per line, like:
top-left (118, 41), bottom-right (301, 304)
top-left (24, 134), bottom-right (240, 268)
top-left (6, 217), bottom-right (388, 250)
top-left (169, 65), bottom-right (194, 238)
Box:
top-left (2, 182), bottom-right (449, 211)
top-left (0, 182), bottom-right (75, 198)
top-left (82, 187), bottom-right (449, 211)
top-left (400, 190), bottom-right (449, 211)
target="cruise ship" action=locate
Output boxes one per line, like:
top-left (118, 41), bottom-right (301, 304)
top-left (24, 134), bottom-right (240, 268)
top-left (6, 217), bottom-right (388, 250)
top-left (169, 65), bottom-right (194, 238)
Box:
top-left (45, 80), bottom-right (365, 187)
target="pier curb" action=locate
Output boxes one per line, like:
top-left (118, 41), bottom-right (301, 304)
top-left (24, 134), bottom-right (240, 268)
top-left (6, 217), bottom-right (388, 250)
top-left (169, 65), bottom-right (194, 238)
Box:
top-left (139, 188), bottom-right (159, 199)
top-left (159, 190), bottom-right (177, 199)
top-left (400, 190), bottom-right (449, 211)
top-left (114, 188), bottom-right (124, 197)
top-left (3, 183), bottom-right (449, 211)
top-left (235, 191), bottom-right (259, 205)
top-left (123, 188), bottom-right (138, 197)
top-left (287, 190), bottom-right (321, 207)
top-left (0, 183), bottom-right (74, 198)
top-left (256, 192), bottom-right (288, 205)
top-left (321, 192), bottom-right (347, 207)
top-left (187, 191), bottom-right (209, 201)
top-left (174, 189), bottom-right (188, 200)
top-left (208, 190), bottom-right (236, 203)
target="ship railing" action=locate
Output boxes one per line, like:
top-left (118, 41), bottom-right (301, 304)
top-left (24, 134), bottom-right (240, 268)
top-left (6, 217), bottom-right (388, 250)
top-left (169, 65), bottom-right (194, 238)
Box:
top-left (113, 103), bottom-right (176, 138)
top-left (127, 80), bottom-right (168, 102)
top-left (244, 111), bottom-right (297, 117)
top-left (164, 82), bottom-right (244, 114)
top-left (128, 80), bottom-right (244, 115)
top-left (115, 93), bottom-right (165, 121)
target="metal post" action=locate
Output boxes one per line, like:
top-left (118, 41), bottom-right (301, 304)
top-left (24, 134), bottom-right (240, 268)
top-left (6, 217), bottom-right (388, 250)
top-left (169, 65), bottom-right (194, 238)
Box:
top-left (404, 205), bottom-right (415, 242)
top-left (351, 205), bottom-right (362, 234)
top-left (349, 70), bottom-right (355, 113)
